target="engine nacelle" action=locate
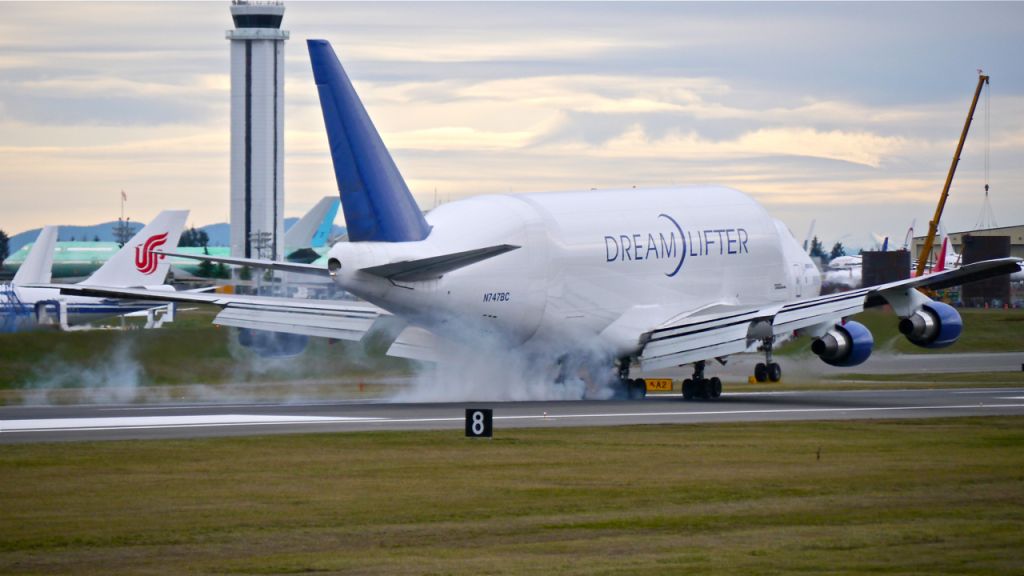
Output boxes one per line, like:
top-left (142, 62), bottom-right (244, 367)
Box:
top-left (811, 320), bottom-right (873, 367)
top-left (898, 301), bottom-right (962, 349)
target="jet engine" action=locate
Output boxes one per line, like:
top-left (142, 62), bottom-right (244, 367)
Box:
top-left (898, 301), bottom-right (962, 349)
top-left (811, 320), bottom-right (873, 367)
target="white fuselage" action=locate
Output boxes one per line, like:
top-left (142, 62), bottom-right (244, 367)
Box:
top-left (329, 186), bottom-right (820, 356)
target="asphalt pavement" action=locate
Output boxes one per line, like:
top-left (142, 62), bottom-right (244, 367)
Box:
top-left (3, 386), bottom-right (1023, 443)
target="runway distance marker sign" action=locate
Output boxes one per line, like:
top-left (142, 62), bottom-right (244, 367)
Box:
top-left (465, 409), bottom-right (493, 438)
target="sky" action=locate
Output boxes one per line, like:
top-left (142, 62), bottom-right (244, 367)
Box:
top-left (1, 1), bottom-right (1022, 250)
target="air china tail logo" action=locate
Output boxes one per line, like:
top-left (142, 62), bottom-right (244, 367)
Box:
top-left (603, 214), bottom-right (749, 277)
top-left (134, 233), bottom-right (168, 275)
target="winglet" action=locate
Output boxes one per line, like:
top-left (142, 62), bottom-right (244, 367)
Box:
top-left (12, 225), bottom-right (58, 286)
top-left (308, 39), bottom-right (431, 243)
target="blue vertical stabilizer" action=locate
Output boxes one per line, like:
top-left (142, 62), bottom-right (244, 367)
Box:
top-left (308, 39), bottom-right (431, 243)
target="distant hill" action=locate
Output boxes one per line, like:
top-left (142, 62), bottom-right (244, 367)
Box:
top-left (8, 218), bottom-right (345, 252)
top-left (8, 221), bottom-right (143, 252)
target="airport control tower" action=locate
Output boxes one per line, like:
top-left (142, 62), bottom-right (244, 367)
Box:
top-left (227, 0), bottom-right (288, 259)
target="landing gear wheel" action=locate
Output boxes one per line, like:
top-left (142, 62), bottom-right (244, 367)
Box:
top-left (754, 362), bottom-right (768, 383)
top-left (710, 377), bottom-right (722, 399)
top-left (629, 379), bottom-right (647, 399)
top-left (682, 360), bottom-right (722, 401)
top-left (682, 378), bottom-right (693, 400)
top-left (767, 363), bottom-right (782, 383)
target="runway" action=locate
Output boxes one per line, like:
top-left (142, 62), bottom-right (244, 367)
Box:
top-left (3, 387), bottom-right (1024, 443)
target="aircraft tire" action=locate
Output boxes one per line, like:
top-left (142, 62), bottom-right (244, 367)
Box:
top-left (768, 363), bottom-right (782, 382)
top-left (697, 378), bottom-right (709, 399)
top-left (710, 377), bottom-right (722, 399)
top-left (754, 363), bottom-right (768, 383)
top-left (682, 379), bottom-right (693, 400)
top-left (629, 379), bottom-right (647, 399)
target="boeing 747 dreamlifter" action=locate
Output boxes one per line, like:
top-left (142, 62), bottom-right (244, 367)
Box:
top-left (48, 40), bottom-right (1023, 399)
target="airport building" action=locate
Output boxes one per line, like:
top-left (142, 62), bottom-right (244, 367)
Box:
top-left (227, 0), bottom-right (288, 259)
top-left (913, 224), bottom-right (1024, 306)
top-left (912, 224), bottom-right (1024, 261)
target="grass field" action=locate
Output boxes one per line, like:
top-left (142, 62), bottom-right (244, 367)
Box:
top-left (1, 418), bottom-right (1023, 574)
top-left (0, 307), bottom-right (415, 392)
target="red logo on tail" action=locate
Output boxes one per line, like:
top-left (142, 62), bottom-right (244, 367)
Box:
top-left (134, 233), bottom-right (168, 274)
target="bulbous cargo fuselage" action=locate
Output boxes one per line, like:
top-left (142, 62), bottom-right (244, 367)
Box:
top-left (328, 186), bottom-right (821, 356)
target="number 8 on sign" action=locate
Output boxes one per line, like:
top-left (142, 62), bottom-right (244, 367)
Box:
top-left (465, 409), bottom-right (493, 438)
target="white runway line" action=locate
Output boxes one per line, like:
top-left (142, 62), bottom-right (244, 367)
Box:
top-left (4, 403), bottom-right (1024, 435)
top-left (335, 403), bottom-right (1024, 425)
top-left (484, 403), bottom-right (1024, 422)
top-left (1, 414), bottom-right (383, 433)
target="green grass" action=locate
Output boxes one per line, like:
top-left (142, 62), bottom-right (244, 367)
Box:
top-left (1, 418), bottom-right (1023, 574)
top-left (0, 307), bottom-right (414, 392)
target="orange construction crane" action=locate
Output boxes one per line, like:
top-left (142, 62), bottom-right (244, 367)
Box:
top-left (916, 73), bottom-right (989, 278)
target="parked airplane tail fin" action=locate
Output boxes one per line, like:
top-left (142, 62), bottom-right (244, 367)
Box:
top-left (935, 237), bottom-right (948, 273)
top-left (81, 210), bottom-right (189, 287)
top-left (284, 196), bottom-right (340, 249)
top-left (937, 222), bottom-right (960, 268)
top-left (307, 39), bottom-right (431, 243)
top-left (12, 226), bottom-right (58, 286)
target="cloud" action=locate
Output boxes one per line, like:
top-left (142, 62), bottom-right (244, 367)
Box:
top-left (17, 74), bottom-right (229, 97)
top-left (1, 1), bottom-right (1022, 242)
top-left (340, 38), bottom-right (652, 64)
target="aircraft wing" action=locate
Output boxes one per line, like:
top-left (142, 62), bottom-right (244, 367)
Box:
top-left (638, 257), bottom-right (1022, 371)
top-left (45, 284), bottom-right (385, 342)
top-left (154, 251), bottom-right (330, 277)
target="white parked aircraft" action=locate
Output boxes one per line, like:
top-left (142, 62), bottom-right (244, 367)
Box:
top-left (50, 40), bottom-right (1023, 399)
top-left (8, 211), bottom-right (188, 327)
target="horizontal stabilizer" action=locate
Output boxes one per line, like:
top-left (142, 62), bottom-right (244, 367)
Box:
top-left (155, 251), bottom-right (330, 277)
top-left (360, 244), bottom-right (520, 282)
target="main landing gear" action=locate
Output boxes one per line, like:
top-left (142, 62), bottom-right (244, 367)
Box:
top-left (682, 360), bottom-right (722, 400)
top-left (754, 337), bottom-right (782, 383)
top-left (616, 357), bottom-right (646, 400)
